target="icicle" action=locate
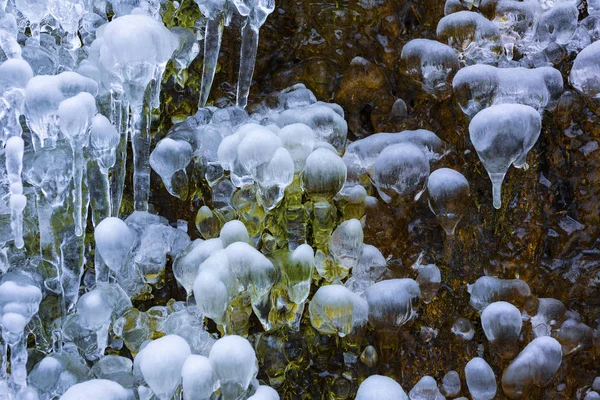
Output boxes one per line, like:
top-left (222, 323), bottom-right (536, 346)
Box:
top-left (236, 19), bottom-right (259, 109)
top-left (5, 137), bottom-right (25, 248)
top-left (199, 13), bottom-right (225, 108)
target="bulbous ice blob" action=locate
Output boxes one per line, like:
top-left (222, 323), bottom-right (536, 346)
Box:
top-left (437, 11), bottom-right (502, 64)
top-left (556, 317), bottom-right (594, 356)
top-left (150, 138), bottom-right (193, 199)
top-left (501, 337), bottom-right (562, 398)
top-left (441, 371), bottom-right (461, 397)
top-left (209, 335), bottom-right (258, 399)
top-left (465, 357), bottom-right (496, 400)
top-left (0, 273), bottom-right (43, 339)
top-left (343, 130), bottom-right (444, 182)
top-left (452, 65), bottom-right (563, 118)
top-left (278, 103), bottom-right (348, 152)
top-left (372, 143), bottom-right (430, 205)
top-left (363, 279), bottom-right (421, 331)
top-left (531, 298), bottom-right (566, 337)
top-left (309, 284), bottom-right (368, 337)
top-left (90, 114), bottom-right (120, 172)
top-left (24, 75), bottom-right (64, 149)
top-left (330, 219), bottom-right (363, 272)
top-left (400, 39), bottom-right (460, 99)
top-left (237, 125), bottom-right (283, 179)
top-left (174, 238), bottom-right (224, 296)
top-left (0, 59), bottom-right (33, 96)
top-left (481, 301), bottom-right (522, 357)
top-left (469, 104), bottom-right (542, 209)
top-left (134, 224), bottom-right (190, 284)
top-left (99, 13), bottom-right (179, 105)
top-left (60, 379), bottom-right (128, 400)
top-left (408, 375), bottom-right (445, 399)
top-left (415, 264), bottom-right (441, 304)
top-left (95, 217), bottom-right (135, 273)
top-left (302, 147), bottom-right (347, 200)
top-left (247, 386), bottom-right (280, 400)
top-left (257, 146), bottom-right (295, 209)
top-left (356, 375), bottom-right (409, 400)
top-left (282, 244), bottom-right (315, 304)
top-left (536, 3), bottom-right (578, 45)
top-left (569, 41), bottom-right (600, 99)
top-left (220, 220), bottom-right (250, 247)
top-left (278, 83), bottom-right (317, 109)
top-left (468, 276), bottom-right (531, 312)
top-left (452, 317), bottom-right (475, 340)
top-left (55, 71), bottom-right (99, 99)
top-left (181, 355), bottom-right (218, 400)
top-left (427, 168), bottom-right (470, 235)
top-left (136, 335), bottom-right (191, 400)
top-left (277, 123), bottom-right (316, 172)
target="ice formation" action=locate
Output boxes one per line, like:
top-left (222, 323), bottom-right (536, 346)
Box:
top-left (0, 0), bottom-right (594, 397)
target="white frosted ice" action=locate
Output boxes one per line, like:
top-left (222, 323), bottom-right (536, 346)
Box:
top-left (356, 375), bottom-right (409, 400)
top-left (465, 357), bottom-right (497, 400)
top-left (136, 335), bottom-right (191, 400)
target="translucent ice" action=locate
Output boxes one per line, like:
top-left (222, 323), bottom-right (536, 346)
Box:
top-left (247, 386), bottom-right (280, 400)
top-left (452, 65), bottom-right (563, 118)
top-left (60, 379), bottom-right (128, 400)
top-left (5, 137), bottom-right (25, 248)
top-left (468, 276), bottom-right (531, 311)
top-left (278, 103), bottom-right (348, 152)
top-left (469, 104), bottom-right (542, 208)
top-left (501, 337), bottom-right (562, 398)
top-left (441, 371), bottom-right (461, 397)
top-left (355, 375), bottom-right (409, 400)
top-left (150, 138), bottom-right (193, 199)
top-left (363, 279), bottom-right (421, 331)
top-left (174, 238), bottom-right (223, 296)
top-left (481, 301), bottom-right (522, 358)
top-left (208, 335), bottom-right (258, 399)
top-left (58, 92), bottom-right (97, 236)
top-left (135, 335), bottom-right (191, 400)
top-left (329, 218), bottom-right (363, 274)
top-left (372, 143), bottom-right (430, 205)
top-left (94, 217), bottom-right (134, 275)
top-left (400, 39), bottom-right (460, 99)
top-left (308, 284), bottom-right (368, 337)
top-left (281, 244), bottom-right (314, 304)
top-left (343, 130), bottom-right (444, 182)
top-left (277, 123), bottom-right (316, 172)
top-left (437, 11), bottom-right (502, 64)
top-left (569, 41), bottom-right (600, 99)
top-left (415, 264), bottom-right (441, 304)
top-left (427, 168), bottom-right (470, 235)
top-left (24, 75), bottom-right (64, 149)
top-left (302, 147), bottom-right (347, 200)
top-left (409, 376), bottom-right (445, 400)
top-left (98, 13), bottom-right (178, 210)
top-left (465, 357), bottom-right (496, 400)
top-left (181, 355), bottom-right (218, 400)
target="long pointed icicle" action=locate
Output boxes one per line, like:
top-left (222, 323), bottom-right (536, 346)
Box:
top-left (199, 13), bottom-right (225, 108)
top-left (236, 19), bottom-right (259, 109)
top-left (131, 107), bottom-right (151, 211)
top-left (110, 94), bottom-right (127, 217)
top-left (5, 136), bottom-right (25, 248)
